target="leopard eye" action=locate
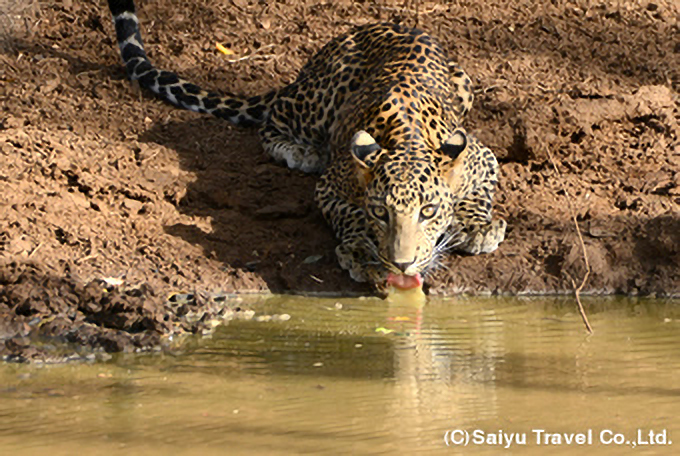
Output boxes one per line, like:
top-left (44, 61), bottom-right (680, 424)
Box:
top-left (420, 204), bottom-right (439, 220)
top-left (369, 205), bottom-right (389, 222)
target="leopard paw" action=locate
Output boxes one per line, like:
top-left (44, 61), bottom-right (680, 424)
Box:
top-left (458, 218), bottom-right (507, 255)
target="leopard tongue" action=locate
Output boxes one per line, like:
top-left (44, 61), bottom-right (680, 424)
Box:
top-left (386, 272), bottom-right (423, 290)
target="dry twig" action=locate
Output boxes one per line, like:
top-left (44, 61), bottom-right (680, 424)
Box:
top-left (545, 146), bottom-right (593, 334)
top-left (222, 44), bottom-right (275, 64)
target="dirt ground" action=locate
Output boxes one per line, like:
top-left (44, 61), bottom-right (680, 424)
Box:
top-left (1, 0), bottom-right (678, 360)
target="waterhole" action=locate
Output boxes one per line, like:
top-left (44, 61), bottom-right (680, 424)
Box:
top-left (1, 295), bottom-right (679, 455)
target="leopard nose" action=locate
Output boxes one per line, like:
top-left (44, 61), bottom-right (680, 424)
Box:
top-left (394, 261), bottom-right (415, 273)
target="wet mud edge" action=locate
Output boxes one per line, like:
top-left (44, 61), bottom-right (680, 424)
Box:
top-left (1, 0), bottom-right (678, 360)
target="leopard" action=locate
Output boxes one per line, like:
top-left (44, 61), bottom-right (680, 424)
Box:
top-left (107, 0), bottom-right (506, 291)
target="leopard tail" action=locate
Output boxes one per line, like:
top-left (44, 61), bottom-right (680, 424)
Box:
top-left (107, 0), bottom-right (275, 127)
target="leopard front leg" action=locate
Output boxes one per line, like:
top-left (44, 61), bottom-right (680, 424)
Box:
top-left (315, 173), bottom-right (387, 285)
top-left (457, 217), bottom-right (507, 255)
top-left (335, 235), bottom-right (388, 284)
top-left (445, 140), bottom-right (507, 255)
top-left (450, 188), bottom-right (506, 255)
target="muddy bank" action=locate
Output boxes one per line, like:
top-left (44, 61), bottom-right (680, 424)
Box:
top-left (1, 0), bottom-right (678, 359)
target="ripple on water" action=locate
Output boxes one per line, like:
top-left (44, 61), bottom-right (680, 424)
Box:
top-left (0, 296), bottom-right (679, 455)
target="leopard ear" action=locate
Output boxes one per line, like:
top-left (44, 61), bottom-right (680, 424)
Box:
top-left (440, 128), bottom-right (469, 193)
top-left (440, 128), bottom-right (468, 160)
top-left (350, 131), bottom-right (381, 167)
top-left (350, 131), bottom-right (381, 187)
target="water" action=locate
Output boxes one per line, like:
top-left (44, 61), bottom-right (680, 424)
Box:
top-left (1, 295), bottom-right (679, 455)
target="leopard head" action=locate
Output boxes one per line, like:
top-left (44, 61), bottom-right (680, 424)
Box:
top-left (349, 128), bottom-right (470, 278)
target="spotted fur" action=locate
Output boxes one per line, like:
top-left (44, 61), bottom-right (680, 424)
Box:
top-left (107, 0), bottom-right (506, 287)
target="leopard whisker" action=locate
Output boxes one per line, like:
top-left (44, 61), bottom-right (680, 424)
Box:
top-left (435, 228), bottom-right (464, 254)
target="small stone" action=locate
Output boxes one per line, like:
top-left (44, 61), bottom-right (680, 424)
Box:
top-left (98, 353), bottom-right (113, 362)
top-left (238, 310), bottom-right (255, 320)
top-left (303, 254), bottom-right (323, 264)
top-left (122, 198), bottom-right (143, 214)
